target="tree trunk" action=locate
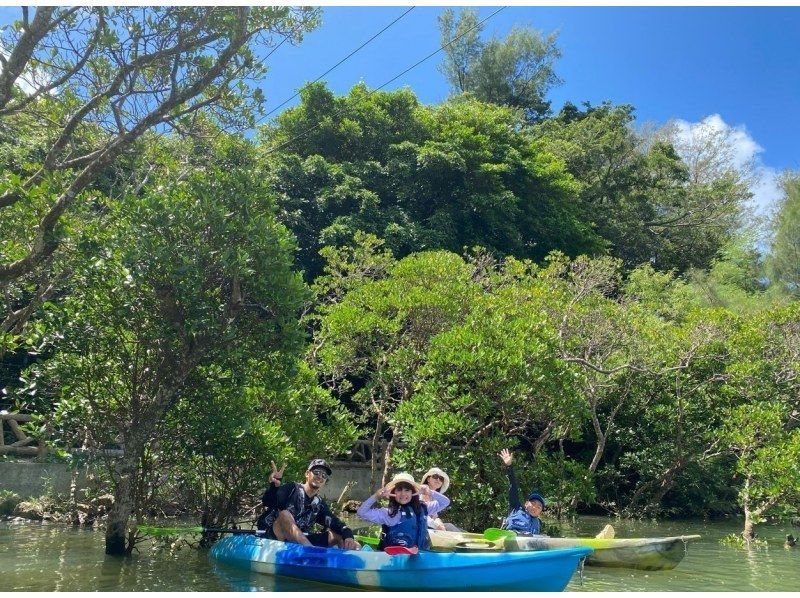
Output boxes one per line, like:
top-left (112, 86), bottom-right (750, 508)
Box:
top-left (104, 385), bottom-right (182, 554)
top-left (105, 448), bottom-right (140, 555)
top-left (380, 433), bottom-right (396, 487)
top-left (368, 414), bottom-right (384, 492)
top-left (741, 475), bottom-right (756, 541)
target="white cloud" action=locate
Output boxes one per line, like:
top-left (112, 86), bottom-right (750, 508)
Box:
top-left (668, 114), bottom-right (782, 218)
top-left (748, 165), bottom-right (783, 218)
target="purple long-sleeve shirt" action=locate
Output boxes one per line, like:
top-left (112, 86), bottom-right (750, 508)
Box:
top-left (357, 489), bottom-right (450, 526)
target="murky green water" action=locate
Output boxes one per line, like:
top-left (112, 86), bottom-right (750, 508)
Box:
top-left (1, 516), bottom-right (798, 591)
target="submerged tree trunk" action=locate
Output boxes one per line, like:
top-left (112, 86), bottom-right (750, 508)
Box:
top-left (105, 433), bottom-right (146, 555)
top-left (104, 372), bottom-right (189, 555)
top-left (742, 475), bottom-right (755, 541)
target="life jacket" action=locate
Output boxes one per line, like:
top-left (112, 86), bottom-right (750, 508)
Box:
top-left (379, 503), bottom-right (430, 550)
top-left (502, 507), bottom-right (541, 535)
top-left (258, 483), bottom-right (323, 535)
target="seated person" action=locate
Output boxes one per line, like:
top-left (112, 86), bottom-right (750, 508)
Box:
top-left (356, 472), bottom-right (449, 550)
top-left (257, 458), bottom-right (360, 550)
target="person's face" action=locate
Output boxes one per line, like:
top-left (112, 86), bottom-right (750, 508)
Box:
top-left (426, 474), bottom-right (444, 491)
top-left (393, 483), bottom-right (414, 505)
top-left (307, 467), bottom-right (329, 489)
top-left (524, 499), bottom-right (543, 517)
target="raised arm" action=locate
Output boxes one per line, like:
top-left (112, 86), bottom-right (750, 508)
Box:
top-left (499, 448), bottom-right (521, 511)
top-left (419, 486), bottom-right (450, 518)
top-left (356, 486), bottom-right (400, 526)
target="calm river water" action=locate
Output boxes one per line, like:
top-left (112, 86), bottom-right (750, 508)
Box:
top-left (2, 516), bottom-right (798, 591)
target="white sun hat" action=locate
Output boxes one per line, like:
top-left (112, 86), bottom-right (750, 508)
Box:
top-left (385, 472), bottom-right (421, 494)
top-left (421, 467), bottom-right (450, 494)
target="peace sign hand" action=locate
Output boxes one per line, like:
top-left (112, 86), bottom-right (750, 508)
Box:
top-left (269, 460), bottom-right (287, 486)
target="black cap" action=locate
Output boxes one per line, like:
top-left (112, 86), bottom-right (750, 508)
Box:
top-left (307, 458), bottom-right (332, 476)
top-left (526, 492), bottom-right (545, 507)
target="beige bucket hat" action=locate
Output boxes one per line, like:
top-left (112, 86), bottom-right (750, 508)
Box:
top-left (385, 472), bottom-right (421, 494)
top-left (421, 467), bottom-right (450, 494)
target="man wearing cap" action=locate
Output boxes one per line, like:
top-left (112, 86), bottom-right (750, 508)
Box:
top-left (256, 458), bottom-right (360, 550)
top-left (498, 448), bottom-right (545, 535)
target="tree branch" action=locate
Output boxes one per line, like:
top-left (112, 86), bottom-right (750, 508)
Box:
top-left (0, 7), bottom-right (58, 109)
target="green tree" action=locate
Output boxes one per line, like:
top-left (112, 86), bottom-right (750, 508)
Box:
top-left (262, 83), bottom-right (600, 278)
top-left (160, 359), bottom-right (357, 536)
top-left (720, 303), bottom-right (800, 539)
top-left (534, 102), bottom-right (746, 273)
top-left (613, 307), bottom-right (743, 517)
top-left (766, 172), bottom-right (800, 298)
top-left (312, 247), bottom-right (480, 490)
top-left (392, 263), bottom-right (587, 528)
top-left (0, 6), bottom-right (319, 362)
top-left (18, 136), bottom-right (311, 554)
top-left (438, 8), bottom-right (562, 122)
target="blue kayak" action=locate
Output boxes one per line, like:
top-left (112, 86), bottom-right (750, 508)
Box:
top-left (210, 534), bottom-right (592, 591)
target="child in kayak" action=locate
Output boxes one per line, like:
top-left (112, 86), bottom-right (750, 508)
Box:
top-left (357, 472), bottom-right (450, 550)
top-left (499, 448), bottom-right (545, 535)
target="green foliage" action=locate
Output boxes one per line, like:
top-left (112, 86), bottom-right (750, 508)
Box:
top-left (160, 359), bottom-right (357, 527)
top-left (438, 8), bottom-right (562, 122)
top-left (720, 533), bottom-right (769, 548)
top-left (313, 250), bottom-right (480, 457)
top-left (0, 490), bottom-right (21, 516)
top-left (13, 134), bottom-right (332, 530)
top-left (534, 102), bottom-right (746, 273)
top-left (262, 83), bottom-right (601, 278)
top-left (766, 172), bottom-right (800, 298)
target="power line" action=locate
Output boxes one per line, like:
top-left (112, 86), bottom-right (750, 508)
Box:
top-left (373, 7), bottom-right (505, 94)
top-left (263, 6), bottom-right (506, 157)
top-left (255, 7), bottom-right (415, 127)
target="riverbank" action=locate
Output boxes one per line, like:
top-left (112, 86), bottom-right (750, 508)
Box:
top-left (2, 516), bottom-right (798, 591)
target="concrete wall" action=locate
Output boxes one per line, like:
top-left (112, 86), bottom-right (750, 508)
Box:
top-left (0, 460), bottom-right (374, 502)
top-left (0, 461), bottom-right (88, 499)
top-left (320, 461), bottom-right (374, 502)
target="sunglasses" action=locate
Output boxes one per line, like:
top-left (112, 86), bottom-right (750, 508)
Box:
top-left (430, 474), bottom-right (445, 481)
top-left (310, 469), bottom-right (329, 480)
top-left (393, 483), bottom-right (414, 492)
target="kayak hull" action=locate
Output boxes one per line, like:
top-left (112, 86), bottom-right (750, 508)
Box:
top-left (210, 534), bottom-right (592, 591)
top-left (430, 530), bottom-right (701, 571)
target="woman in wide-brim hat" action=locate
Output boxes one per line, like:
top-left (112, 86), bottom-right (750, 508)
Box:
top-left (420, 467), bottom-right (463, 532)
top-left (422, 467), bottom-right (450, 494)
top-left (356, 472), bottom-right (450, 551)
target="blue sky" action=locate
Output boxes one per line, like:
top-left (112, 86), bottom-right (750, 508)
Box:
top-left (2, 6), bottom-right (797, 210)
top-left (255, 7), bottom-right (798, 168)
top-left (253, 6), bottom-right (799, 214)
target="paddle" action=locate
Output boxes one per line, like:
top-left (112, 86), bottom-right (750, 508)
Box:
top-left (138, 525), bottom-right (256, 537)
top-left (484, 528), bottom-right (517, 541)
top-left (384, 545), bottom-right (419, 555)
top-left (356, 534), bottom-right (380, 547)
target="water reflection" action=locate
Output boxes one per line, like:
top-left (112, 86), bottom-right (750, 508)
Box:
top-left (210, 561), bottom-right (347, 592)
top-left (2, 517), bottom-right (798, 591)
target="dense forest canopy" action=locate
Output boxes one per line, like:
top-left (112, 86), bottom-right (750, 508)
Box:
top-left (1, 7), bottom-right (797, 553)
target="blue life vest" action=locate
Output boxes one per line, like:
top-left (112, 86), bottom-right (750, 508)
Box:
top-left (379, 504), bottom-right (430, 550)
top-left (503, 507), bottom-right (541, 535)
